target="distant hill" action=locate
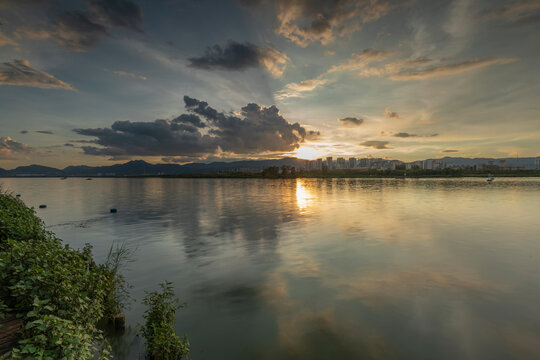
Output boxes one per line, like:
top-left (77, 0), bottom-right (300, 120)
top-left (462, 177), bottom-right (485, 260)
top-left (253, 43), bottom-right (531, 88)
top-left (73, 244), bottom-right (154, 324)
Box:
top-left (3, 165), bottom-right (65, 177)
top-left (0, 158), bottom-right (309, 177)
top-left (425, 157), bottom-right (538, 169)
top-left (0, 156), bottom-right (537, 177)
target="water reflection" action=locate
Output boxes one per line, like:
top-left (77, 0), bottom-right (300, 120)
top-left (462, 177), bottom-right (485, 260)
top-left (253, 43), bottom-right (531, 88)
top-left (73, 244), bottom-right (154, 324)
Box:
top-left (2, 178), bottom-right (540, 360)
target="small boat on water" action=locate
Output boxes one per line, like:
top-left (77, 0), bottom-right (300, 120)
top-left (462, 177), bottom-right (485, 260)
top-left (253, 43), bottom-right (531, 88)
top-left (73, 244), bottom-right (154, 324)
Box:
top-left (487, 174), bottom-right (494, 183)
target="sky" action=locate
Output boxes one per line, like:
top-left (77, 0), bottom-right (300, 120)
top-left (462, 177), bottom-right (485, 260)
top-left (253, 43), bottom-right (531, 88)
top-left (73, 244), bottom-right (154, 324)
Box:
top-left (0, 0), bottom-right (539, 168)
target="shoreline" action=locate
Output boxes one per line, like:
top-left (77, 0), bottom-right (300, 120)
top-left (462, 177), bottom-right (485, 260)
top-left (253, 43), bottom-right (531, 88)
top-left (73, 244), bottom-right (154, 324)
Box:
top-left (1, 173), bottom-right (540, 179)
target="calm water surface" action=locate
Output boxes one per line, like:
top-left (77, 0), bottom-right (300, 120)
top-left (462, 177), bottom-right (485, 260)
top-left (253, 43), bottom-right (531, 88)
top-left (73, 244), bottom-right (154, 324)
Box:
top-left (2, 178), bottom-right (540, 360)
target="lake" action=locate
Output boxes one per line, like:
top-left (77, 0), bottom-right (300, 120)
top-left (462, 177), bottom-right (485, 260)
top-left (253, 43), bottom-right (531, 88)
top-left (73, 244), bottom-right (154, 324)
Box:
top-left (2, 177), bottom-right (540, 360)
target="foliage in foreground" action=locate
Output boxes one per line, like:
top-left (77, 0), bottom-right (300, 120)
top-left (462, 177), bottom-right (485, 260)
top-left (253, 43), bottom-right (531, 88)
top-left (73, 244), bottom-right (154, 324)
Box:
top-left (0, 191), bottom-right (129, 359)
top-left (142, 282), bottom-right (189, 360)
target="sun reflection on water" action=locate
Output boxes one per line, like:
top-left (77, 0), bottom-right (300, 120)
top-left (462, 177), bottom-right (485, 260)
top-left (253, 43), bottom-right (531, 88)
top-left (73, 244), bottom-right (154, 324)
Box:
top-left (296, 180), bottom-right (314, 210)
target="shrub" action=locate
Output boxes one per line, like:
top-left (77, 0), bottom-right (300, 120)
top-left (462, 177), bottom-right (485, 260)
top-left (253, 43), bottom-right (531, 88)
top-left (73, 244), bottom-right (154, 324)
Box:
top-left (142, 282), bottom-right (189, 360)
top-left (0, 191), bottom-right (129, 359)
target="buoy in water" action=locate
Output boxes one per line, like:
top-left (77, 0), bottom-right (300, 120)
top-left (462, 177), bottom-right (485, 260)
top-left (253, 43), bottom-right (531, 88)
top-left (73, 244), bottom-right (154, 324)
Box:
top-left (39, 204), bottom-right (47, 209)
top-left (110, 208), bottom-right (117, 213)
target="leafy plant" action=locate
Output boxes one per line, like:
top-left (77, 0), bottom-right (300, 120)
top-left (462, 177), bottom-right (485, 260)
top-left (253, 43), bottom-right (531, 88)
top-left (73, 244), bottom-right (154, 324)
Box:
top-left (141, 282), bottom-right (189, 360)
top-left (0, 190), bottom-right (131, 359)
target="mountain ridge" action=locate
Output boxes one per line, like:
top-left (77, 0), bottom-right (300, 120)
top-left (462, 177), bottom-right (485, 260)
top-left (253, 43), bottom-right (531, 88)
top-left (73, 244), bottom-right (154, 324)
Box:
top-left (0, 157), bottom-right (538, 177)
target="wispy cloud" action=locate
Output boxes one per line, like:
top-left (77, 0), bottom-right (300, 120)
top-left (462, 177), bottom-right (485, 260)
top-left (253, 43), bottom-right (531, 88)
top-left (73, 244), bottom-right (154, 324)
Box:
top-left (479, 1), bottom-right (540, 25)
top-left (106, 69), bottom-right (147, 80)
top-left (0, 31), bottom-right (17, 47)
top-left (360, 140), bottom-right (390, 149)
top-left (390, 57), bottom-right (518, 80)
top-left (0, 59), bottom-right (75, 90)
top-left (275, 78), bottom-right (328, 100)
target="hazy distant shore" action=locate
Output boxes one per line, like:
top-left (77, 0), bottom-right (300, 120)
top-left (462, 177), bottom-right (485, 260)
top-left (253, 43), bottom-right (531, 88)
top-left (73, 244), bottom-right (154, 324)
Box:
top-left (2, 170), bottom-right (539, 179)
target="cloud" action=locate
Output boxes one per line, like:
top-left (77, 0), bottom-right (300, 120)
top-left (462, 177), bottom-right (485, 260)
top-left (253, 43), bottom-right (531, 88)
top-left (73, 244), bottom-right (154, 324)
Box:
top-left (52, 11), bottom-right (109, 51)
top-left (442, 149), bottom-right (459, 153)
top-left (360, 140), bottom-right (390, 149)
top-left (188, 41), bottom-right (289, 77)
top-left (306, 130), bottom-right (321, 140)
top-left (20, 130), bottom-right (29, 134)
top-left (74, 96), bottom-right (307, 157)
top-left (36, 130), bottom-right (54, 134)
top-left (358, 57), bottom-right (433, 77)
top-left (338, 117), bottom-right (364, 127)
top-left (15, 0), bottom-right (143, 52)
top-left (64, 143), bottom-right (75, 147)
top-left (274, 78), bottom-right (328, 99)
top-left (479, 2), bottom-right (540, 25)
top-left (0, 59), bottom-right (74, 90)
top-left (327, 48), bottom-right (395, 73)
top-left (0, 137), bottom-right (33, 159)
top-left (0, 32), bottom-right (17, 47)
top-left (390, 57), bottom-right (518, 80)
top-left (276, 52), bottom-right (517, 99)
top-left (274, 48), bottom-right (394, 99)
top-left (107, 69), bottom-right (147, 80)
top-left (270, 0), bottom-right (401, 47)
top-left (393, 132), bottom-right (416, 137)
top-left (385, 108), bottom-right (400, 119)
top-left (86, 0), bottom-right (143, 33)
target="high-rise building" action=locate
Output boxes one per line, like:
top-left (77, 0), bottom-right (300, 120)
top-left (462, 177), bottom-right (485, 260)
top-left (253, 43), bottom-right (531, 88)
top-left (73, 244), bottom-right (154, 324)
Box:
top-left (535, 157), bottom-right (540, 170)
top-left (337, 157), bottom-right (346, 169)
top-left (349, 157), bottom-right (357, 169)
top-left (326, 157), bottom-right (333, 169)
top-left (316, 158), bottom-right (323, 170)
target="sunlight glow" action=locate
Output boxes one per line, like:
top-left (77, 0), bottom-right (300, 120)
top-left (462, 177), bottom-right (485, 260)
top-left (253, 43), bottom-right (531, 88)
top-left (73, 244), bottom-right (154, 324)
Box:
top-left (294, 146), bottom-right (322, 160)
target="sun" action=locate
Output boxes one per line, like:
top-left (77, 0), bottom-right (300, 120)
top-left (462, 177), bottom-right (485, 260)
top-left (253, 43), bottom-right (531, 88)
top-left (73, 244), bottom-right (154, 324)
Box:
top-left (294, 146), bottom-right (321, 160)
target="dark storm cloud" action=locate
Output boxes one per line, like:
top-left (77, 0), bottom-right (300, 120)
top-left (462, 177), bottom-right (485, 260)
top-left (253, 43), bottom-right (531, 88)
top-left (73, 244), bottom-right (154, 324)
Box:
top-left (20, 130), bottom-right (28, 134)
top-left (338, 117), bottom-right (364, 127)
top-left (36, 130), bottom-right (54, 134)
top-left (173, 114), bottom-right (206, 128)
top-left (188, 41), bottom-right (289, 77)
top-left (442, 149), bottom-right (459, 153)
top-left (63, 143), bottom-right (75, 147)
top-left (360, 140), bottom-right (390, 149)
top-left (73, 96), bottom-right (307, 157)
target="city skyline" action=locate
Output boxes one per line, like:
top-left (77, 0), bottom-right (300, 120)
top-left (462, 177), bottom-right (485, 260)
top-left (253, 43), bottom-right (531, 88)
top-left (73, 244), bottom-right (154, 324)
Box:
top-left (1, 0), bottom-right (540, 169)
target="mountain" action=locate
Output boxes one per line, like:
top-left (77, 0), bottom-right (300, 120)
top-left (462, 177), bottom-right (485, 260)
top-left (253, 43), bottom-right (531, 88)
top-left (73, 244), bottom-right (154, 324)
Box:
top-left (0, 156), bottom-right (537, 177)
top-left (0, 158), bottom-right (309, 177)
top-left (3, 165), bottom-right (65, 177)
